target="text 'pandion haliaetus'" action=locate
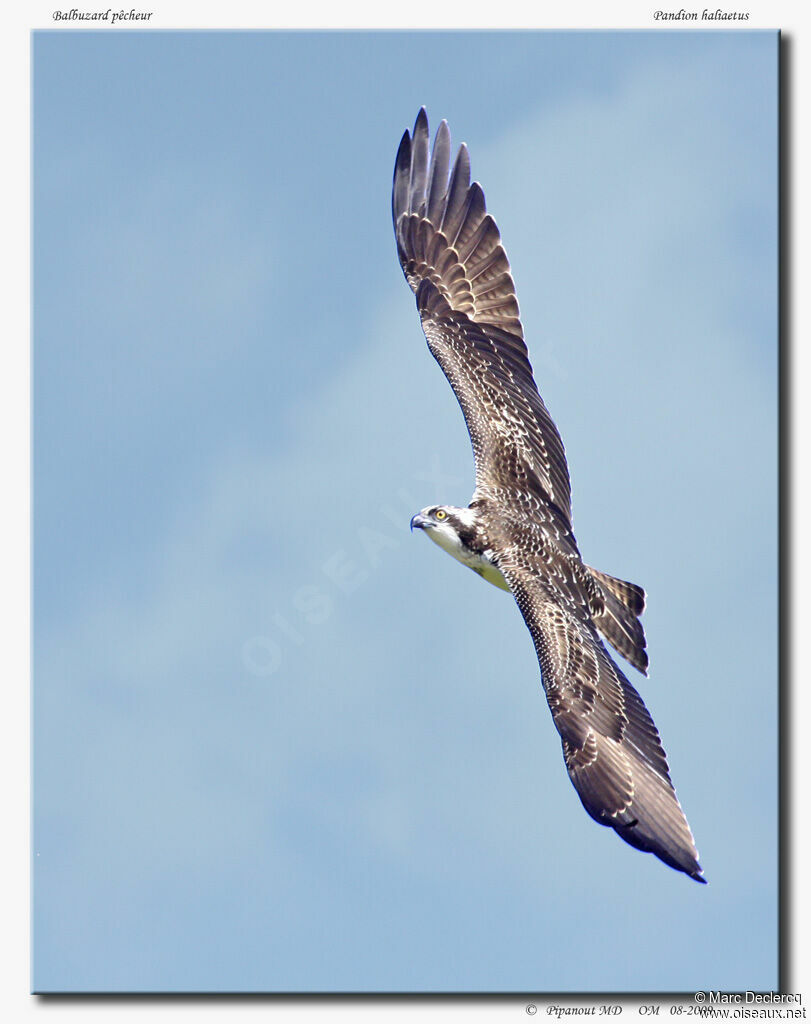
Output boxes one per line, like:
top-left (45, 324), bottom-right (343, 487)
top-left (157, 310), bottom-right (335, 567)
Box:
top-left (393, 109), bottom-right (704, 883)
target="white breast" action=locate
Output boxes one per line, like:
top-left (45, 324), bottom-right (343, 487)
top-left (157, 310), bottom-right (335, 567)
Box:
top-left (424, 525), bottom-right (511, 591)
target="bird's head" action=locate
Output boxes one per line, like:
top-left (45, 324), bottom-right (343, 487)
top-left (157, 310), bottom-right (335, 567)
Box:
top-left (410, 504), bottom-right (452, 532)
top-left (410, 505), bottom-right (479, 558)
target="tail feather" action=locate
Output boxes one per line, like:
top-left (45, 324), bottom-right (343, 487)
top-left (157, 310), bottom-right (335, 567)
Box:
top-left (589, 567), bottom-right (645, 614)
top-left (588, 566), bottom-right (648, 675)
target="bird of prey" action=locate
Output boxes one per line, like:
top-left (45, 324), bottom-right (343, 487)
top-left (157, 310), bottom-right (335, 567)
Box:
top-left (393, 109), bottom-right (704, 883)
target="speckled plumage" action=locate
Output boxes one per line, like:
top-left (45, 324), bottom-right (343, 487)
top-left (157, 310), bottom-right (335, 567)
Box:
top-left (394, 109), bottom-right (704, 883)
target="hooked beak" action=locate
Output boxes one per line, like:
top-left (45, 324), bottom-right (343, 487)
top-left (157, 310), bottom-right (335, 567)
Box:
top-left (410, 512), bottom-right (430, 532)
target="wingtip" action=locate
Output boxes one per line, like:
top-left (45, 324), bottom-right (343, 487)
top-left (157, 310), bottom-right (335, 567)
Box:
top-left (469, 180), bottom-right (487, 212)
top-left (395, 129), bottom-right (411, 161)
top-left (392, 130), bottom-right (413, 221)
top-left (435, 118), bottom-right (451, 148)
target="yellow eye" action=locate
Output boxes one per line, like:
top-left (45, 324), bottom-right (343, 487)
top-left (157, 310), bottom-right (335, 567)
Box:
top-left (435, 509), bottom-right (447, 520)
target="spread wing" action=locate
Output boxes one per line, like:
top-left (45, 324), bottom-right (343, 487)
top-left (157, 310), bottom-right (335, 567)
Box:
top-left (500, 552), bottom-right (704, 882)
top-left (394, 110), bottom-right (700, 880)
top-left (392, 109), bottom-right (572, 528)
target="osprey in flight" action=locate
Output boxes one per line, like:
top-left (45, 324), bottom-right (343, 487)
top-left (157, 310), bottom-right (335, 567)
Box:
top-left (393, 109), bottom-right (704, 883)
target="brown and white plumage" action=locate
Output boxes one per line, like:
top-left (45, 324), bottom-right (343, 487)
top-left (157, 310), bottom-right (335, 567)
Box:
top-left (395, 109), bottom-right (704, 882)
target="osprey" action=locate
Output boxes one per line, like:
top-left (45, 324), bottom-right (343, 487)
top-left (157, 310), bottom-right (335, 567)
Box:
top-left (393, 109), bottom-right (704, 883)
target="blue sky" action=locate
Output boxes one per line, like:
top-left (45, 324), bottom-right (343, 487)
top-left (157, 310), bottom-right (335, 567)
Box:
top-left (33, 31), bottom-right (778, 992)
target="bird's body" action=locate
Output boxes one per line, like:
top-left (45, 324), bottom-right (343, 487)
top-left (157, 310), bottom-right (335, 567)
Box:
top-left (394, 109), bottom-right (705, 883)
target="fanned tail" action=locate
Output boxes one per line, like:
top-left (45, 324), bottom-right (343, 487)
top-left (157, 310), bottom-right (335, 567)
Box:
top-left (587, 566), bottom-right (648, 676)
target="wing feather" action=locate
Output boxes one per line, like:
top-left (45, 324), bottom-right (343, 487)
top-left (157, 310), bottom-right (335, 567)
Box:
top-left (408, 108), bottom-right (430, 214)
top-left (393, 110), bottom-right (572, 522)
top-left (501, 560), bottom-right (704, 882)
top-left (440, 143), bottom-right (471, 243)
top-left (426, 118), bottom-right (451, 223)
top-left (419, 297), bottom-right (572, 522)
